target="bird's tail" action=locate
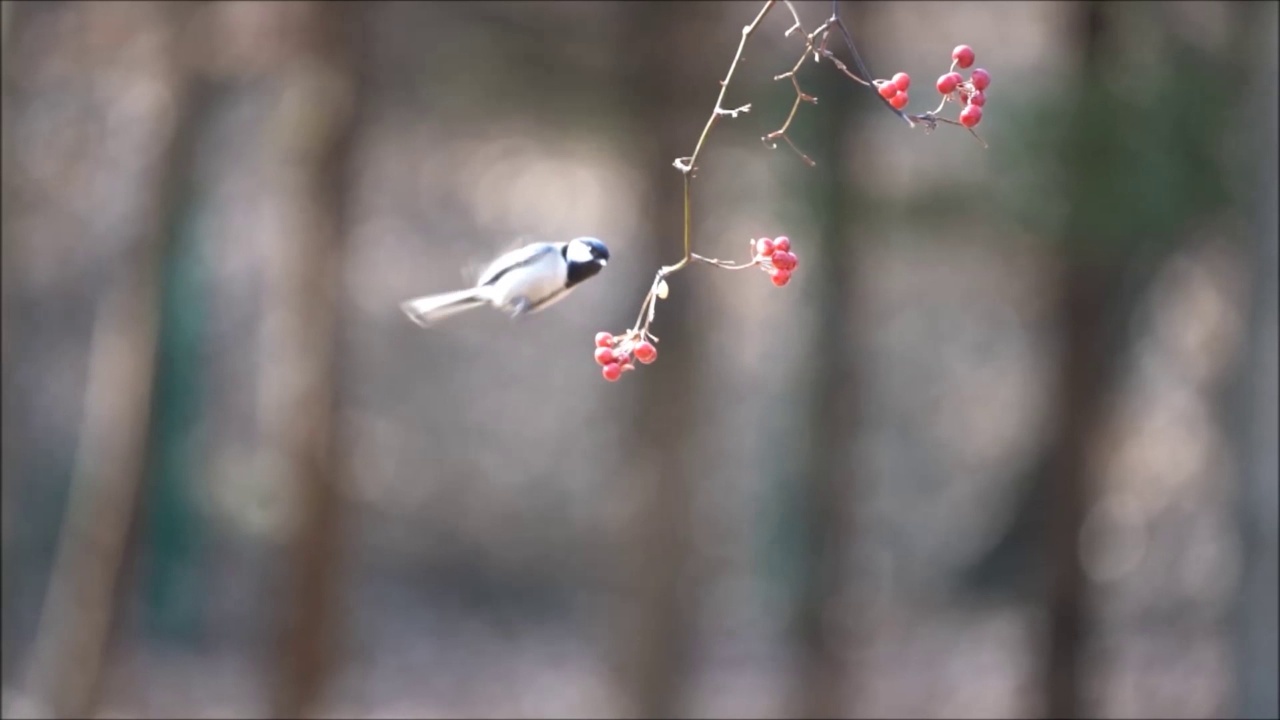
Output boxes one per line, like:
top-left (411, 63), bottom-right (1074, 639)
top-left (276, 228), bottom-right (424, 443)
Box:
top-left (400, 286), bottom-right (494, 327)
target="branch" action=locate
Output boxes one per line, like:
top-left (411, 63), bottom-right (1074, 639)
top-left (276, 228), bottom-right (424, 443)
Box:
top-left (592, 0), bottom-right (990, 382)
top-left (672, 0), bottom-right (778, 179)
top-left (762, 11), bottom-right (830, 165)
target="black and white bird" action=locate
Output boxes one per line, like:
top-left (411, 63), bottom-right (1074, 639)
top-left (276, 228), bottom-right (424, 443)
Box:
top-left (400, 237), bottom-right (610, 327)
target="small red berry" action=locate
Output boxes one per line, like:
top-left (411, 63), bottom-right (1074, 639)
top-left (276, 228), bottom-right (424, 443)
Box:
top-left (635, 341), bottom-right (657, 364)
top-left (783, 251), bottom-right (798, 269)
top-left (952, 45), bottom-right (975, 69)
top-left (594, 347), bottom-right (614, 366)
top-left (959, 103), bottom-right (983, 128)
top-left (969, 68), bottom-right (991, 90)
top-left (771, 269), bottom-right (792, 287)
top-left (602, 363), bottom-right (622, 381)
top-left (772, 250), bottom-right (798, 271)
top-left (889, 92), bottom-right (909, 110)
top-left (756, 238), bottom-right (775, 257)
top-left (892, 72), bottom-right (911, 92)
top-left (967, 90), bottom-right (986, 107)
top-left (936, 72), bottom-right (962, 94)
top-left (595, 332), bottom-right (613, 348)
top-left (774, 236), bottom-right (791, 252)
top-left (877, 80), bottom-right (898, 99)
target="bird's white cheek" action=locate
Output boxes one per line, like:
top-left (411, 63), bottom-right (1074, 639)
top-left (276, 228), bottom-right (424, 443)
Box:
top-left (566, 242), bottom-right (595, 265)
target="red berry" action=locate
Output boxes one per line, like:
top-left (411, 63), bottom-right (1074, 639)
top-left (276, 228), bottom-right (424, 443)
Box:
top-left (967, 90), bottom-right (986, 107)
top-left (783, 251), bottom-right (798, 269)
top-left (756, 238), bottom-right (775, 257)
top-left (772, 250), bottom-right (799, 271)
top-left (889, 92), bottom-right (909, 110)
top-left (877, 80), bottom-right (898, 99)
top-left (594, 347), bottom-right (614, 366)
top-left (959, 103), bottom-right (983, 128)
top-left (936, 72), bottom-right (962, 94)
top-left (892, 72), bottom-right (911, 91)
top-left (635, 341), bottom-right (657, 364)
top-left (952, 45), bottom-right (975, 69)
top-left (602, 363), bottom-right (622, 381)
top-left (771, 269), bottom-right (792, 287)
top-left (594, 332), bottom-right (613, 348)
top-left (970, 68), bottom-right (990, 90)
top-left (774, 236), bottom-right (791, 252)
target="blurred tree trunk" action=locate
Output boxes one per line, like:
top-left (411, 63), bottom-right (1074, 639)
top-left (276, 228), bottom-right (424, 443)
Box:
top-left (264, 2), bottom-right (364, 717)
top-left (138, 98), bottom-right (216, 647)
top-left (786, 21), bottom-right (866, 719)
top-left (19, 4), bottom-right (208, 716)
top-left (611, 2), bottom-right (710, 716)
top-left (1041, 3), bottom-right (1114, 717)
top-left (1230, 4), bottom-right (1279, 717)
top-left (0, 0), bottom-right (23, 680)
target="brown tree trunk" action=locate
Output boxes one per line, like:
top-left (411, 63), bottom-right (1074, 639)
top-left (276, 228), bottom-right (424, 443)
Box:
top-left (1042, 3), bottom-right (1112, 717)
top-left (1043, 261), bottom-right (1115, 719)
top-left (264, 2), bottom-right (364, 717)
top-left (1, 0), bottom-right (24, 678)
top-left (789, 19), bottom-right (865, 718)
top-left (19, 4), bottom-right (208, 716)
top-left (611, 2), bottom-right (712, 716)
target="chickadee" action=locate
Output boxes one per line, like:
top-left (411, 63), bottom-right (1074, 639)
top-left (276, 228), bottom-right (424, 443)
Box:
top-left (401, 236), bottom-right (610, 327)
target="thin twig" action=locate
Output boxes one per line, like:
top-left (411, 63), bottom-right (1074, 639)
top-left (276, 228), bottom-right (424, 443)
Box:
top-left (762, 11), bottom-right (830, 164)
top-left (691, 252), bottom-right (760, 270)
top-left (669, 0), bottom-right (778, 276)
top-left (676, 0), bottom-right (777, 174)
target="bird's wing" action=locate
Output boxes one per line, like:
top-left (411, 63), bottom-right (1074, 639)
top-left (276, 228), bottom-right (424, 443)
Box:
top-left (475, 242), bottom-right (560, 287)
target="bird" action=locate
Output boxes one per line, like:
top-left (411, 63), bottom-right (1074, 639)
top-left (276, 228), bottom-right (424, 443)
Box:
top-left (400, 236), bottom-right (610, 327)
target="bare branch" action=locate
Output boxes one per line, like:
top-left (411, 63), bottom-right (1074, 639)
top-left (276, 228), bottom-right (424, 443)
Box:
top-left (598, 0), bottom-right (987, 380)
top-left (678, 0), bottom-right (779, 179)
top-left (761, 6), bottom-right (832, 165)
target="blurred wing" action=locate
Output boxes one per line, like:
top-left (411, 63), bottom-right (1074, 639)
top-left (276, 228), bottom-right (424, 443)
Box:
top-left (475, 242), bottom-right (560, 286)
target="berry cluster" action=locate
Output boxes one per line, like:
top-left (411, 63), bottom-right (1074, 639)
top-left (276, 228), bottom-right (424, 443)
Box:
top-left (875, 72), bottom-right (912, 111)
top-left (935, 45), bottom-right (990, 128)
top-left (594, 331), bottom-right (658, 382)
top-left (753, 236), bottom-right (799, 287)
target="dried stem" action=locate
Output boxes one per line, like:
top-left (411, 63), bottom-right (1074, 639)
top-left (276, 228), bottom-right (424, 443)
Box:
top-left (762, 15), bottom-right (830, 165)
top-left (691, 252), bottom-right (760, 270)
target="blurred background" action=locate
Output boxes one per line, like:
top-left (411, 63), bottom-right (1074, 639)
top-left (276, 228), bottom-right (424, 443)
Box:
top-left (1, 1), bottom-right (1277, 718)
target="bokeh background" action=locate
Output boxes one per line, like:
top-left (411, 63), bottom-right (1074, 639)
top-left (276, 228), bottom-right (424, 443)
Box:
top-left (1, 1), bottom-right (1277, 718)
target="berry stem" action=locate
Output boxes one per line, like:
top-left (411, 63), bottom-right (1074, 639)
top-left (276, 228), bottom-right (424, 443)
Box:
top-left (691, 252), bottom-right (761, 270)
